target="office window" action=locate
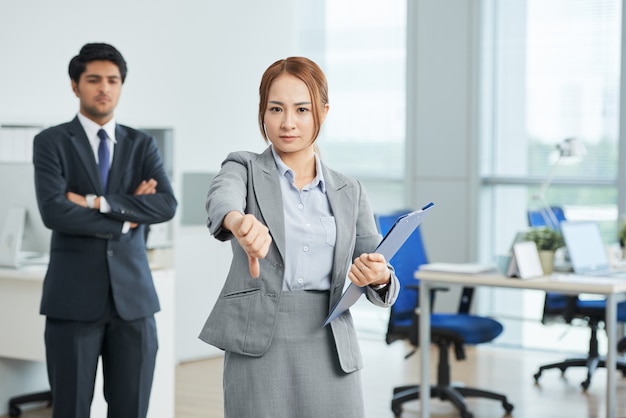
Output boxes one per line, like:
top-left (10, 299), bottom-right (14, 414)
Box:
top-left (483, 0), bottom-right (621, 240)
top-left (481, 0), bottom-right (622, 350)
top-left (297, 0), bottom-right (407, 214)
top-left (296, 0), bottom-right (407, 335)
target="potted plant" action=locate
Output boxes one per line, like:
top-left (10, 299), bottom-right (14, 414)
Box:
top-left (525, 227), bottom-right (565, 252)
top-left (619, 223), bottom-right (626, 249)
top-left (617, 223), bottom-right (626, 259)
top-left (525, 227), bottom-right (565, 274)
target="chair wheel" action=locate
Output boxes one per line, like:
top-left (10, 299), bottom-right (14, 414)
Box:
top-left (461, 412), bottom-right (474, 418)
top-left (504, 401), bottom-right (514, 412)
top-left (392, 405), bottom-right (402, 417)
top-left (581, 380), bottom-right (590, 390)
top-left (9, 405), bottom-right (21, 417)
top-left (533, 372), bottom-right (541, 381)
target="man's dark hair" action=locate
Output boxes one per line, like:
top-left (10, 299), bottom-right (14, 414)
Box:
top-left (68, 43), bottom-right (128, 83)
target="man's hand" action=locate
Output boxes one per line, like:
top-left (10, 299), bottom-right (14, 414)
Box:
top-left (224, 211), bottom-right (272, 278)
top-left (65, 179), bottom-right (158, 229)
top-left (134, 179), bottom-right (157, 195)
top-left (128, 179), bottom-right (158, 229)
top-left (66, 191), bottom-right (85, 207)
top-left (66, 191), bottom-right (98, 209)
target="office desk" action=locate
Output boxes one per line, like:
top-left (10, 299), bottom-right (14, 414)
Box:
top-left (415, 268), bottom-right (626, 418)
top-left (0, 266), bottom-right (175, 417)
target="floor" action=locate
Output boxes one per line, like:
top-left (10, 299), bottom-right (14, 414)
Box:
top-left (4, 334), bottom-right (626, 418)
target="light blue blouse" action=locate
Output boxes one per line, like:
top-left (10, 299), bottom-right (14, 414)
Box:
top-left (271, 147), bottom-right (336, 291)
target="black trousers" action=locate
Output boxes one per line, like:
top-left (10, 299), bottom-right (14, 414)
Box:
top-left (44, 294), bottom-right (158, 418)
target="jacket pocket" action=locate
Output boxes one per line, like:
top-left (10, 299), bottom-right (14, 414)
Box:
top-left (223, 288), bottom-right (260, 298)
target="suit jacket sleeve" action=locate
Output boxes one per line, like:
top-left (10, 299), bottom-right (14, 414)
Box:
top-left (205, 151), bottom-right (253, 241)
top-left (104, 133), bottom-right (177, 225)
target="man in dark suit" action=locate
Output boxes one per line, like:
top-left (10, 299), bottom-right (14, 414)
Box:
top-left (33, 43), bottom-right (177, 418)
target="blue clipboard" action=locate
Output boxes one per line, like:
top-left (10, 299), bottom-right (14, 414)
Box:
top-left (323, 202), bottom-right (435, 326)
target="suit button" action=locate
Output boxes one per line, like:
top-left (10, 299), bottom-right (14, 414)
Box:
top-left (107, 250), bottom-right (114, 257)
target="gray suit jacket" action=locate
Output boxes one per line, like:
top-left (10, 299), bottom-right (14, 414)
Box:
top-left (33, 117), bottom-right (177, 321)
top-left (198, 148), bottom-right (398, 373)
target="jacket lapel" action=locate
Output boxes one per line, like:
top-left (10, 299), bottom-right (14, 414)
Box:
top-left (323, 165), bottom-right (355, 292)
top-left (68, 117), bottom-right (103, 194)
top-left (106, 125), bottom-right (130, 194)
top-left (251, 148), bottom-right (286, 261)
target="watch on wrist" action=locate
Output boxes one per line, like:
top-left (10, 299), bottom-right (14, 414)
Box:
top-left (86, 194), bottom-right (97, 209)
top-left (371, 282), bottom-right (388, 291)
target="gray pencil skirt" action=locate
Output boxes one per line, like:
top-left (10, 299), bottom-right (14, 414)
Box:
top-left (222, 290), bottom-right (365, 418)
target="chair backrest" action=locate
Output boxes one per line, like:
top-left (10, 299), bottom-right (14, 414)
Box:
top-left (527, 206), bottom-right (574, 323)
top-left (375, 210), bottom-right (429, 344)
top-left (527, 206), bottom-right (566, 229)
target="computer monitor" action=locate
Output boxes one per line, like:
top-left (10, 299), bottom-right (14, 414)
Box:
top-left (0, 162), bottom-right (51, 257)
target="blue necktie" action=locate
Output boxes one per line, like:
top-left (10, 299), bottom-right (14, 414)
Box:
top-left (97, 129), bottom-right (110, 191)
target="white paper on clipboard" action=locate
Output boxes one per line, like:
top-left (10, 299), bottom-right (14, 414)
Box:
top-left (323, 202), bottom-right (435, 326)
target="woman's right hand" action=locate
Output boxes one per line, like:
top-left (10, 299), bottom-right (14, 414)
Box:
top-left (224, 211), bottom-right (272, 278)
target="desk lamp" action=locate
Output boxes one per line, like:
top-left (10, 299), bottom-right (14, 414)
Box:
top-left (532, 137), bottom-right (586, 228)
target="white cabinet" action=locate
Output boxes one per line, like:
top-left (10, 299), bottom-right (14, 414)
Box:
top-left (0, 267), bottom-right (176, 417)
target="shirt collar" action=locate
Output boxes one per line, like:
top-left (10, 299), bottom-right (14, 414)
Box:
top-left (270, 145), bottom-right (326, 193)
top-left (76, 113), bottom-right (117, 144)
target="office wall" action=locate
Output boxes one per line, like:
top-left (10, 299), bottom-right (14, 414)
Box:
top-left (0, 0), bottom-right (297, 167)
top-left (0, 0), bottom-right (301, 409)
top-left (0, 0), bottom-right (484, 410)
top-left (405, 1), bottom-right (482, 311)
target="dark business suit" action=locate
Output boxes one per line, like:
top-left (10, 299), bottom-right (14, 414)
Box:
top-left (33, 116), bottom-right (177, 417)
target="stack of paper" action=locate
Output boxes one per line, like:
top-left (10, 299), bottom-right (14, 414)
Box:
top-left (419, 262), bottom-right (497, 274)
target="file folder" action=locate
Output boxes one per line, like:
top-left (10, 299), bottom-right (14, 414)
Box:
top-left (323, 202), bottom-right (435, 326)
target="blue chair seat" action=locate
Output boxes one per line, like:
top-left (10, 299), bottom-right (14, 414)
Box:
top-left (544, 293), bottom-right (626, 322)
top-left (431, 314), bottom-right (503, 345)
top-left (577, 299), bottom-right (626, 320)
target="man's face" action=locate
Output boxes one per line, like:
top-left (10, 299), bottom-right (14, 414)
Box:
top-left (71, 60), bottom-right (122, 125)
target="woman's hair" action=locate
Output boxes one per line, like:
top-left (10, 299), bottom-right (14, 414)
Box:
top-left (68, 43), bottom-right (128, 84)
top-left (258, 57), bottom-right (328, 144)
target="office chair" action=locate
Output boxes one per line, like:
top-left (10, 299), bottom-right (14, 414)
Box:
top-left (526, 206), bottom-right (566, 231)
top-left (527, 207), bottom-right (626, 389)
top-left (376, 210), bottom-right (514, 418)
top-left (8, 391), bottom-right (52, 417)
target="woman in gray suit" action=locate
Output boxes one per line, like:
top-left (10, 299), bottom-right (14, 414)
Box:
top-left (199, 57), bottom-right (399, 418)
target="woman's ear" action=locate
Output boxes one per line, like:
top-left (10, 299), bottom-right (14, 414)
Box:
top-left (320, 103), bottom-right (330, 124)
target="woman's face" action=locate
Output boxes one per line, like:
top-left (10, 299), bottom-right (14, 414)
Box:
top-left (263, 73), bottom-right (327, 158)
